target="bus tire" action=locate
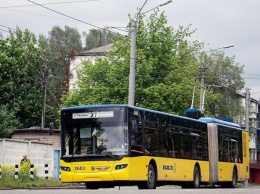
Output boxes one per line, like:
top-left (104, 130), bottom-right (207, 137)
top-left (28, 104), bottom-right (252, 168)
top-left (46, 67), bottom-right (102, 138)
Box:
top-left (221, 168), bottom-right (237, 188)
top-left (138, 163), bottom-right (156, 189)
top-left (192, 166), bottom-right (200, 188)
top-left (229, 168), bottom-right (237, 188)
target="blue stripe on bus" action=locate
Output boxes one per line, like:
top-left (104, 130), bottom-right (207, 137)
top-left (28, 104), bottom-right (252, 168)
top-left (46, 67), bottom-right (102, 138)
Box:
top-left (198, 117), bottom-right (242, 129)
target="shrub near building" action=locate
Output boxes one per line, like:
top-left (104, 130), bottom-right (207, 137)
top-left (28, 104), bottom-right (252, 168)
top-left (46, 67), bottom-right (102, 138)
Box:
top-left (0, 164), bottom-right (66, 189)
top-left (0, 164), bottom-right (38, 181)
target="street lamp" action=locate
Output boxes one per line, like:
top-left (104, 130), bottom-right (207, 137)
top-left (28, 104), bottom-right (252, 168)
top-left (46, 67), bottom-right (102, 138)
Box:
top-left (128, 0), bottom-right (173, 106)
top-left (199, 44), bottom-right (234, 114)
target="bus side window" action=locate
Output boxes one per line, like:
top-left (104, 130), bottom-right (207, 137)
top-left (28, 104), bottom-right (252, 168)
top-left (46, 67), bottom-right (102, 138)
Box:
top-left (130, 120), bottom-right (138, 144)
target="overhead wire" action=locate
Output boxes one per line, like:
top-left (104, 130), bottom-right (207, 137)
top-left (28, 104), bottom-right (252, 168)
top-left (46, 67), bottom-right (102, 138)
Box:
top-left (0, 28), bottom-right (9, 33)
top-left (0, 24), bottom-right (16, 31)
top-left (27, 0), bottom-right (127, 33)
top-left (2, 8), bottom-right (72, 20)
top-left (0, 0), bottom-right (98, 9)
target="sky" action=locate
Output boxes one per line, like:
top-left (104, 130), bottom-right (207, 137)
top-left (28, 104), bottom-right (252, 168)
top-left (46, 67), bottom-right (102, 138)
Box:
top-left (1, 0), bottom-right (260, 100)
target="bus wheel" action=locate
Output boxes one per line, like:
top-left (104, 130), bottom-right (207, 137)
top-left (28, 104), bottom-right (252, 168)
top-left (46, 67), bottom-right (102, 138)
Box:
top-left (229, 168), bottom-right (237, 188)
top-left (85, 182), bottom-right (99, 190)
top-left (192, 166), bottom-right (200, 188)
top-left (138, 164), bottom-right (157, 189)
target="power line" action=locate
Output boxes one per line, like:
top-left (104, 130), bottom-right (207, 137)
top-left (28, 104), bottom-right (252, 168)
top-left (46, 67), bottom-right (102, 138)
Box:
top-left (0, 24), bottom-right (16, 31)
top-left (0, 0), bottom-right (98, 9)
top-left (243, 77), bottom-right (260, 80)
top-left (243, 73), bottom-right (260, 76)
top-left (27, 0), bottom-right (127, 33)
top-left (2, 8), bottom-right (71, 20)
top-left (0, 28), bottom-right (9, 33)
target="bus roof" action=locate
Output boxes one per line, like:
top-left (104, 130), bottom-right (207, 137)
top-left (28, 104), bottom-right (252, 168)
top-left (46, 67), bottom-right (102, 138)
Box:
top-left (198, 117), bottom-right (242, 129)
top-left (62, 104), bottom-right (128, 110)
top-left (62, 104), bottom-right (243, 130)
top-left (62, 104), bottom-right (207, 123)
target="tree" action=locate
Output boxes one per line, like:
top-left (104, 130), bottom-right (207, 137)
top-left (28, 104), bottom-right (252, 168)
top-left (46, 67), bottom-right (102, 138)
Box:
top-left (61, 11), bottom-right (245, 118)
top-left (48, 25), bottom-right (82, 95)
top-left (49, 25), bottom-right (82, 57)
top-left (62, 11), bottom-right (205, 115)
top-left (83, 28), bottom-right (121, 50)
top-left (203, 51), bottom-right (245, 119)
top-left (39, 26), bottom-right (83, 125)
top-left (0, 105), bottom-right (19, 138)
top-left (0, 28), bottom-right (45, 128)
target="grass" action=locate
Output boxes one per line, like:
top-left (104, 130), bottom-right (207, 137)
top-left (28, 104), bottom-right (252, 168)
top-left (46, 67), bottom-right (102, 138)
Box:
top-left (0, 177), bottom-right (71, 189)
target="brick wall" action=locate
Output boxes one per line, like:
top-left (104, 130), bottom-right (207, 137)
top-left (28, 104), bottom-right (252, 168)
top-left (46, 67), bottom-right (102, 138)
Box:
top-left (12, 128), bottom-right (60, 150)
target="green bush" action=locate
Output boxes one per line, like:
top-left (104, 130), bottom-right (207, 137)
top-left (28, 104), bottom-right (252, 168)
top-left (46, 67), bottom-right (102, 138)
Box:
top-left (0, 164), bottom-right (66, 189)
top-left (1, 165), bottom-right (15, 179)
top-left (0, 164), bottom-right (38, 181)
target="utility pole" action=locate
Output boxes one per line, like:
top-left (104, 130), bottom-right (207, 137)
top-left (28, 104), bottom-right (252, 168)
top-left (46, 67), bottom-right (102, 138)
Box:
top-left (245, 87), bottom-right (250, 132)
top-left (244, 87), bottom-right (250, 187)
top-left (41, 67), bottom-right (48, 129)
top-left (128, 0), bottom-right (173, 106)
top-left (128, 20), bottom-right (137, 106)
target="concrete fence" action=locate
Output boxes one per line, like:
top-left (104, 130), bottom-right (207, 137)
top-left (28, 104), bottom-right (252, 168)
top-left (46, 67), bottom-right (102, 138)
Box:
top-left (0, 138), bottom-right (54, 178)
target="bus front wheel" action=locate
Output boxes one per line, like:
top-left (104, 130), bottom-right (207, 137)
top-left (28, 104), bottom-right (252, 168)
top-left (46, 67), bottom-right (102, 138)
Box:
top-left (138, 164), bottom-right (157, 189)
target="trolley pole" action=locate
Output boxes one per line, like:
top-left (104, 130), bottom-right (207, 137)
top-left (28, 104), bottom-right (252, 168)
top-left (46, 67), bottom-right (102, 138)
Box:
top-left (245, 87), bottom-right (250, 187)
top-left (245, 87), bottom-right (250, 132)
top-left (199, 61), bottom-right (206, 115)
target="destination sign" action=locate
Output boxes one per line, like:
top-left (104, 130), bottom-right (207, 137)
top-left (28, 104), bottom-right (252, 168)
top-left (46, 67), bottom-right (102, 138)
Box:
top-left (72, 111), bottom-right (114, 119)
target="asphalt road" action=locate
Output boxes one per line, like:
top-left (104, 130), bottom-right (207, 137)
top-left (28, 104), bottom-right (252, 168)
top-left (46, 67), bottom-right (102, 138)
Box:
top-left (1, 186), bottom-right (260, 194)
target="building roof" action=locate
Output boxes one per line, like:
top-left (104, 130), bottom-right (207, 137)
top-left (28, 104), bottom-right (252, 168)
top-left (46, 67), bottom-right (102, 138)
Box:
top-left (236, 91), bottom-right (259, 104)
top-left (77, 44), bottom-right (113, 56)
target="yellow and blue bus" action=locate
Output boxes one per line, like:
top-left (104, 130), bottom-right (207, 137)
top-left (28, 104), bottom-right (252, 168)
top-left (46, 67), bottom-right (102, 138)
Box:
top-left (60, 104), bottom-right (249, 189)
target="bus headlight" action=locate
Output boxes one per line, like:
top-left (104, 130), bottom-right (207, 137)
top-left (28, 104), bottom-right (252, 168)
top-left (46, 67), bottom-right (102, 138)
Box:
top-left (60, 166), bottom-right (71, 171)
top-left (115, 164), bottom-right (128, 170)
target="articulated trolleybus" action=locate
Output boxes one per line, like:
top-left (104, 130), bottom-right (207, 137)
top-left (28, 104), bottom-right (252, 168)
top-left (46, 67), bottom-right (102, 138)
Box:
top-left (60, 104), bottom-right (249, 189)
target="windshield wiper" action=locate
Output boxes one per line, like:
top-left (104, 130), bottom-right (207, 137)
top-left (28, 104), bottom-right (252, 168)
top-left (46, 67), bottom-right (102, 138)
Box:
top-left (66, 150), bottom-right (80, 162)
top-left (66, 154), bottom-right (75, 162)
top-left (101, 151), bottom-right (118, 159)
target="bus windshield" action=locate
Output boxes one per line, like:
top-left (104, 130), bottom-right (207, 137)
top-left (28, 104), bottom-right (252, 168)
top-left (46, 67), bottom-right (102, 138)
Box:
top-left (61, 107), bottom-right (128, 157)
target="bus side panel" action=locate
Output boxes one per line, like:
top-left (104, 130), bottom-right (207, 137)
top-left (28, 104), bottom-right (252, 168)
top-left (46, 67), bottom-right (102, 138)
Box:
top-left (129, 156), bottom-right (152, 180)
top-left (218, 131), bottom-right (249, 182)
top-left (231, 131), bottom-right (249, 182)
top-left (142, 157), bottom-right (210, 182)
top-left (218, 162), bottom-right (234, 181)
top-left (155, 157), bottom-right (193, 181)
top-left (130, 156), bottom-right (209, 182)
top-left (237, 163), bottom-right (249, 182)
top-left (198, 161), bottom-right (210, 182)
top-left (239, 131), bottom-right (250, 181)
